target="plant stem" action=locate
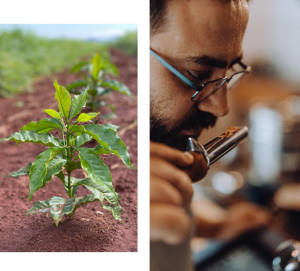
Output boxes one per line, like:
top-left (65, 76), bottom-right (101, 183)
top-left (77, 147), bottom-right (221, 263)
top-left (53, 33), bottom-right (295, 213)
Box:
top-left (67, 171), bottom-right (72, 198)
top-left (61, 118), bottom-right (68, 156)
top-left (66, 132), bottom-right (72, 198)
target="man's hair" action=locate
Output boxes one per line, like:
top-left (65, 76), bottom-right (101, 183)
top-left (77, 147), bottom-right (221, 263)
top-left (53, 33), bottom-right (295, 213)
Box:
top-left (150, 0), bottom-right (168, 36)
top-left (150, 0), bottom-right (251, 36)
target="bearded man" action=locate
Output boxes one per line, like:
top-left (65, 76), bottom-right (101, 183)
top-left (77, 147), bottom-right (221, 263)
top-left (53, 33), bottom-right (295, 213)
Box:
top-left (150, 0), bottom-right (269, 270)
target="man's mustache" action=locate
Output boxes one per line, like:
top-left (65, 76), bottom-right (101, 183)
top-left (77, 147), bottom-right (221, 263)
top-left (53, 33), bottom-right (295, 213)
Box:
top-left (150, 110), bottom-right (217, 149)
top-left (170, 110), bottom-right (217, 135)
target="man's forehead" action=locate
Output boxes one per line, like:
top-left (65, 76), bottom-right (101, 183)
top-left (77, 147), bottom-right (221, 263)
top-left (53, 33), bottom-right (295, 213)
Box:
top-left (152, 0), bottom-right (248, 66)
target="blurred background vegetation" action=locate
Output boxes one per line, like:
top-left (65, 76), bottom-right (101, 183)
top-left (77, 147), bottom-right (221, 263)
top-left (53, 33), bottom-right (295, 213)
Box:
top-left (112, 31), bottom-right (137, 56)
top-left (0, 27), bottom-right (137, 98)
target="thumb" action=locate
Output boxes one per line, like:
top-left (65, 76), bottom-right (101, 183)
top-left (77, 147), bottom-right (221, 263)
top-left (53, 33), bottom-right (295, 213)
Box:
top-left (182, 151), bottom-right (208, 182)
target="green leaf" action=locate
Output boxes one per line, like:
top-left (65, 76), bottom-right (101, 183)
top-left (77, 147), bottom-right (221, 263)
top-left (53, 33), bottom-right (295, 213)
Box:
top-left (55, 171), bottom-right (65, 185)
top-left (67, 89), bottom-right (82, 95)
top-left (70, 87), bottom-right (88, 119)
top-left (92, 53), bottom-right (102, 80)
top-left (26, 195), bottom-right (99, 226)
top-left (102, 123), bottom-right (119, 131)
top-left (87, 112), bottom-right (100, 118)
top-left (42, 158), bottom-right (67, 187)
top-left (71, 177), bottom-right (122, 221)
top-left (74, 133), bottom-right (92, 148)
top-left (77, 147), bottom-right (118, 205)
top-left (64, 161), bottom-right (81, 173)
top-left (69, 133), bottom-right (76, 147)
top-left (63, 195), bottom-right (99, 216)
top-left (8, 130), bottom-right (61, 147)
top-left (28, 146), bottom-right (67, 200)
top-left (76, 112), bottom-right (99, 123)
top-left (73, 185), bottom-right (80, 195)
top-left (101, 80), bottom-right (132, 96)
top-left (102, 60), bottom-right (119, 76)
top-left (102, 204), bottom-right (122, 222)
top-left (96, 86), bottom-right (112, 96)
top-left (21, 118), bottom-right (63, 133)
top-left (25, 196), bottom-right (65, 226)
top-left (66, 80), bottom-right (88, 91)
top-left (56, 151), bottom-right (67, 160)
top-left (44, 109), bottom-right (61, 119)
top-left (72, 124), bottom-right (132, 167)
top-left (26, 198), bottom-right (52, 214)
top-left (54, 80), bottom-right (71, 121)
top-left (71, 177), bottom-right (104, 202)
top-left (75, 194), bottom-right (99, 207)
top-left (92, 145), bottom-right (111, 155)
top-left (69, 62), bottom-right (89, 73)
top-left (6, 162), bottom-right (32, 178)
top-left (100, 113), bottom-right (116, 120)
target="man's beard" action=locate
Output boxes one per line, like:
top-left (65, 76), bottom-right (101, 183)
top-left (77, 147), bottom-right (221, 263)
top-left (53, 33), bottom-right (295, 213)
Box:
top-left (150, 108), bottom-right (218, 151)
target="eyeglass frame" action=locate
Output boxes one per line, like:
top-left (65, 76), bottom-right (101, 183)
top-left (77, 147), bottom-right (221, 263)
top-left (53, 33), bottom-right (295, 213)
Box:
top-left (150, 48), bottom-right (251, 102)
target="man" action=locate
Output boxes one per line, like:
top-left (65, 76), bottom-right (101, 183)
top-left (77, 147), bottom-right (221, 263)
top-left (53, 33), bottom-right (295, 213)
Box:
top-left (150, 0), bottom-right (269, 270)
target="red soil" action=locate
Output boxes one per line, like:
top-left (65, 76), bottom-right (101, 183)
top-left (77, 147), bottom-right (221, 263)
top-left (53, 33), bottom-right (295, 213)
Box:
top-left (0, 49), bottom-right (137, 252)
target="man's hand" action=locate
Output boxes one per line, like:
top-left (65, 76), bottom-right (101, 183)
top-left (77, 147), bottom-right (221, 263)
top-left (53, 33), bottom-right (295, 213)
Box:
top-left (150, 141), bottom-right (207, 245)
top-left (191, 200), bottom-right (271, 240)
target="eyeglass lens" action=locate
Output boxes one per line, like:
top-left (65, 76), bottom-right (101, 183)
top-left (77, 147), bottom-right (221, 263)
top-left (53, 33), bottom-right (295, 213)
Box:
top-left (227, 72), bottom-right (247, 90)
top-left (192, 69), bottom-right (249, 102)
top-left (192, 78), bottom-right (227, 102)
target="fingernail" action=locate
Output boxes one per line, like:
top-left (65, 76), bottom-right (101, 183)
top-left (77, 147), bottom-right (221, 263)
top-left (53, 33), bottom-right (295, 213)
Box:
top-left (184, 152), bottom-right (193, 160)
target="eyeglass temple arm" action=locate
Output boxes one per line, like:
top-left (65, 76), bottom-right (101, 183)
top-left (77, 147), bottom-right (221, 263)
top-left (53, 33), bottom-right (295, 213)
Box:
top-left (239, 61), bottom-right (251, 72)
top-left (150, 49), bottom-right (199, 90)
top-left (227, 61), bottom-right (251, 82)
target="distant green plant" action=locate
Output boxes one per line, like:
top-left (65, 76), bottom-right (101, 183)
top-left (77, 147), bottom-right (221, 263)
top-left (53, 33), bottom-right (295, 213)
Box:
top-left (112, 31), bottom-right (137, 56)
top-left (6, 81), bottom-right (133, 226)
top-left (0, 29), bottom-right (106, 97)
top-left (66, 53), bottom-right (132, 118)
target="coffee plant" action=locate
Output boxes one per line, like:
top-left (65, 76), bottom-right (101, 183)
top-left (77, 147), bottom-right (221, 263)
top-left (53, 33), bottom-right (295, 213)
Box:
top-left (6, 81), bottom-right (133, 226)
top-left (66, 53), bottom-right (132, 118)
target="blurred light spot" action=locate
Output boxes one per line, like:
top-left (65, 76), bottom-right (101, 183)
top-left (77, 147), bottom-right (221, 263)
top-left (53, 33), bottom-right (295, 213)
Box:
top-left (212, 172), bottom-right (237, 195)
top-left (285, 262), bottom-right (298, 271)
top-left (294, 241), bottom-right (300, 250)
top-left (228, 171), bottom-right (244, 190)
top-left (292, 250), bottom-right (299, 257)
top-left (272, 256), bottom-right (281, 266)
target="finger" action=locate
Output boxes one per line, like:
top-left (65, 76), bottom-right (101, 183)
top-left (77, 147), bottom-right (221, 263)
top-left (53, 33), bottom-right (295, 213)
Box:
top-left (150, 175), bottom-right (183, 206)
top-left (151, 158), bottom-right (194, 206)
top-left (182, 151), bottom-right (208, 182)
top-left (150, 203), bottom-right (191, 245)
top-left (150, 141), bottom-right (194, 167)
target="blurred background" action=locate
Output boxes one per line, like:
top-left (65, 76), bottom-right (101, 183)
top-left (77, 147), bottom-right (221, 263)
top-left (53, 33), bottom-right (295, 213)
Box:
top-left (192, 1), bottom-right (300, 270)
top-left (0, 24), bottom-right (137, 97)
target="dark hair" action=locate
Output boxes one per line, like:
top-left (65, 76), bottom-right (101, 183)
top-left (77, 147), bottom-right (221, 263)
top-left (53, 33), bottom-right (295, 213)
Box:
top-left (150, 0), bottom-right (251, 36)
top-left (150, 0), bottom-right (167, 36)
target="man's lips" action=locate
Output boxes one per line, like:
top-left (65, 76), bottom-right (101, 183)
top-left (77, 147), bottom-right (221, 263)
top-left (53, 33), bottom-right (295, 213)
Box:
top-left (180, 128), bottom-right (203, 138)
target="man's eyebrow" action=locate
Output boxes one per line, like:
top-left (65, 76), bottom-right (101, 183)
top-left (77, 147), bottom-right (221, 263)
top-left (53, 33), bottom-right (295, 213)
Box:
top-left (176, 54), bottom-right (243, 69)
top-left (229, 54), bottom-right (244, 67)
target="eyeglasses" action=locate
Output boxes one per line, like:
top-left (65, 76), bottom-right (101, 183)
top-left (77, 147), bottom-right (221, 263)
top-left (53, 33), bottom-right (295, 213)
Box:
top-left (150, 49), bottom-right (251, 102)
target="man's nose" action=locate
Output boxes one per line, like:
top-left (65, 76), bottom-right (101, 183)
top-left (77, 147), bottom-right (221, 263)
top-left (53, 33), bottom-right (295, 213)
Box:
top-left (196, 84), bottom-right (229, 117)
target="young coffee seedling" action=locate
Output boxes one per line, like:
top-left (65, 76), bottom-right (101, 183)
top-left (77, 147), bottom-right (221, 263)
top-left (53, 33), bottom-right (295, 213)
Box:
top-left (7, 81), bottom-right (133, 226)
top-left (66, 53), bottom-right (132, 117)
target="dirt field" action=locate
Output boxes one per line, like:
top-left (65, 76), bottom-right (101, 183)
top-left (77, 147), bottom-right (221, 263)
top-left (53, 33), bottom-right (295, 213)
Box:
top-left (0, 49), bottom-right (137, 252)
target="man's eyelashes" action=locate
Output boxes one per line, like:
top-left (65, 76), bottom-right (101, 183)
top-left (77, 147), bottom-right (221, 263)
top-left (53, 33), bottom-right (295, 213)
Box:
top-left (186, 70), bottom-right (211, 83)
